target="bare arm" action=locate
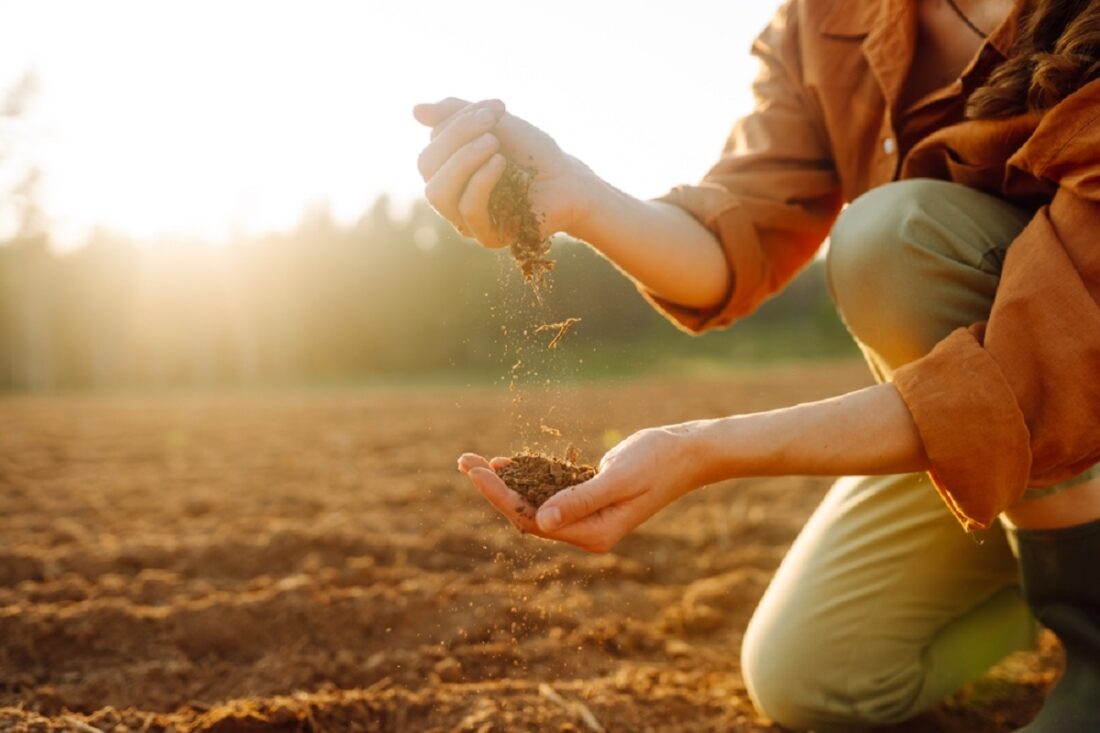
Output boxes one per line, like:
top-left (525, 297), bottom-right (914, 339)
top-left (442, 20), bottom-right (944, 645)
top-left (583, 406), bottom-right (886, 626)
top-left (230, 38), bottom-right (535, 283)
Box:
top-left (693, 383), bottom-right (929, 482)
top-left (569, 176), bottom-right (729, 310)
top-left (460, 382), bottom-right (929, 552)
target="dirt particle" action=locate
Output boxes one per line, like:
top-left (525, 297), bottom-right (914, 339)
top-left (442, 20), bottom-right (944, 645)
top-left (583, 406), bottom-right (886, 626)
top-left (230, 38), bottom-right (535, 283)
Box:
top-left (533, 318), bottom-right (581, 349)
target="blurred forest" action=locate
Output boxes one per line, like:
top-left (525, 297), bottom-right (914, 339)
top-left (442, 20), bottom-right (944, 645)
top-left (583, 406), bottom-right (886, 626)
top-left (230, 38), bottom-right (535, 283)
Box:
top-left (0, 75), bottom-right (855, 392)
top-left (0, 202), bottom-right (855, 391)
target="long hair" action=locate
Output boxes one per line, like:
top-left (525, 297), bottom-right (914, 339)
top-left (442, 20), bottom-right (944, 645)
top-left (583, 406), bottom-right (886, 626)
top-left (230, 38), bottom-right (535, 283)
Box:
top-left (967, 0), bottom-right (1100, 118)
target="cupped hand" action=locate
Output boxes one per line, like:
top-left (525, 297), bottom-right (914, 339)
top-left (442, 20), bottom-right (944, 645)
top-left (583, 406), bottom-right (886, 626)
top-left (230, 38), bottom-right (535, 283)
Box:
top-left (413, 97), bottom-right (595, 248)
top-left (457, 424), bottom-right (711, 553)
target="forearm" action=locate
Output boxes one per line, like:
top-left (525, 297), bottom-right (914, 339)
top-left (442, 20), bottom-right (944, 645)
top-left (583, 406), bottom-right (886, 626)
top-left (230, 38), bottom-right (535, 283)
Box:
top-left (691, 383), bottom-right (930, 483)
top-left (569, 174), bottom-right (729, 310)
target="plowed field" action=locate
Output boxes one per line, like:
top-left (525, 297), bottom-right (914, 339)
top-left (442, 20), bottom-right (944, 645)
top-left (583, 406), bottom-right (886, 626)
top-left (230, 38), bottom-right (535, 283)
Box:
top-left (0, 363), bottom-right (1057, 732)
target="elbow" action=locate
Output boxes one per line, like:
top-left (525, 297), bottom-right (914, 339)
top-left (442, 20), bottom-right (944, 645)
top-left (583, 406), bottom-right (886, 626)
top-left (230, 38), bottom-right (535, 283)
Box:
top-left (698, 268), bottom-right (732, 311)
top-left (667, 258), bottom-right (731, 311)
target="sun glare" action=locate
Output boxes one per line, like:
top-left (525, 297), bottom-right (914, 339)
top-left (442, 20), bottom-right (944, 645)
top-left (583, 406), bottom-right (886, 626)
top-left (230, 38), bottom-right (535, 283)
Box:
top-left (2, 1), bottom-right (782, 249)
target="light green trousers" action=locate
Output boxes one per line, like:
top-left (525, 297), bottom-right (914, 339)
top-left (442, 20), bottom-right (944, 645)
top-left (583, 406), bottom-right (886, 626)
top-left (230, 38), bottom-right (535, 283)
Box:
top-left (741, 179), bottom-right (1099, 731)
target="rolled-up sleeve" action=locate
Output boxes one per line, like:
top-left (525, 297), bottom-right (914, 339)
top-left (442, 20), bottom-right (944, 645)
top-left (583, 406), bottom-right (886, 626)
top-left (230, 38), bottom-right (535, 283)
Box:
top-left (650, 0), bottom-right (842, 333)
top-left (893, 81), bottom-right (1100, 531)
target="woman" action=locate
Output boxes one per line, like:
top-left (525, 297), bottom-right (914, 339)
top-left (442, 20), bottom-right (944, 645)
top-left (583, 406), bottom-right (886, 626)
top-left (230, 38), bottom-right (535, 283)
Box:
top-left (413, 0), bottom-right (1100, 730)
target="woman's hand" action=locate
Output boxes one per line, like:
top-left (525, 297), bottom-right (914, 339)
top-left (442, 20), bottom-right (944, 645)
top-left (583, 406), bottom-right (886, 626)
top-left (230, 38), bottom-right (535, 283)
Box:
top-left (413, 98), bottom-right (730, 310)
top-left (457, 385), bottom-right (937, 550)
top-left (457, 423), bottom-right (714, 553)
top-left (412, 97), bottom-right (597, 248)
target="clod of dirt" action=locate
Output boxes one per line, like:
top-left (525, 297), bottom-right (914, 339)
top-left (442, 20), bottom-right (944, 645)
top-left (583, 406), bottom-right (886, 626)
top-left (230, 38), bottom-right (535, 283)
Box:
top-left (498, 453), bottom-right (597, 508)
top-left (488, 159), bottom-right (553, 284)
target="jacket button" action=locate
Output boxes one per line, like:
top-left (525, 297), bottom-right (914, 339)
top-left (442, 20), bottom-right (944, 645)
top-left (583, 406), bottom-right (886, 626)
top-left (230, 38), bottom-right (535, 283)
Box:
top-left (883, 137), bottom-right (897, 155)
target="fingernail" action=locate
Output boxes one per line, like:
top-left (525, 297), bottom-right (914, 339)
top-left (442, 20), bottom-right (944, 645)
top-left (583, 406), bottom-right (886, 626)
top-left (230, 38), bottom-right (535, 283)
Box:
top-left (476, 107), bottom-right (496, 125)
top-left (538, 506), bottom-right (562, 532)
top-left (476, 133), bottom-right (495, 150)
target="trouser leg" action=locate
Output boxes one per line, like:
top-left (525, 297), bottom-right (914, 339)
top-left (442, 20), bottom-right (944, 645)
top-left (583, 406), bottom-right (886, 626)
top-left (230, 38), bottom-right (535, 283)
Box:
top-left (742, 180), bottom-right (1036, 730)
top-left (824, 178), bottom-right (1030, 382)
top-left (741, 473), bottom-right (1033, 731)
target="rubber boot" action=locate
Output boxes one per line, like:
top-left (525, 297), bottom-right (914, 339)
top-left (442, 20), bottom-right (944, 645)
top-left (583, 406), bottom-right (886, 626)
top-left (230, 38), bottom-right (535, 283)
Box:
top-left (1012, 517), bottom-right (1100, 732)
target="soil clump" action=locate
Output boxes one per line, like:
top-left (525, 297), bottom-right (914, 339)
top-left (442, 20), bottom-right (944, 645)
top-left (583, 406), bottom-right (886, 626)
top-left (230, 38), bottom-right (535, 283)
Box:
top-left (488, 160), bottom-right (553, 284)
top-left (498, 453), bottom-right (597, 508)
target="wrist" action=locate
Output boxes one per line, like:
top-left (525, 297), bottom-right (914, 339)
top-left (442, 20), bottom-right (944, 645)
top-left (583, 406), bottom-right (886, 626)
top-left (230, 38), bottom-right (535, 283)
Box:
top-left (562, 161), bottom-right (615, 244)
top-left (664, 418), bottom-right (732, 491)
top-left (688, 415), bottom-right (761, 485)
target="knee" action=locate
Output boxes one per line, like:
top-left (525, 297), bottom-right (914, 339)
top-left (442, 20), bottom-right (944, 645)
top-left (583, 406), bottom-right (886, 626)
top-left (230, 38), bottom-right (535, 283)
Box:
top-left (741, 609), bottom-right (927, 731)
top-left (740, 615), bottom-right (850, 731)
top-left (825, 179), bottom-right (960, 369)
top-left (740, 618), bottom-right (823, 731)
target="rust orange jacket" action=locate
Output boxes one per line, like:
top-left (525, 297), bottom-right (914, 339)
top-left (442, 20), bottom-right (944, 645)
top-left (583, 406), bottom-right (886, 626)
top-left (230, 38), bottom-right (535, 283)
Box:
top-left (653, 0), bottom-right (1100, 531)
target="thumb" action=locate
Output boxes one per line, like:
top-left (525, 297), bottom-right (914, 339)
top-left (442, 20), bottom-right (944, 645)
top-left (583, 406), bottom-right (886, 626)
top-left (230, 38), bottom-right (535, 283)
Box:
top-left (536, 472), bottom-right (623, 532)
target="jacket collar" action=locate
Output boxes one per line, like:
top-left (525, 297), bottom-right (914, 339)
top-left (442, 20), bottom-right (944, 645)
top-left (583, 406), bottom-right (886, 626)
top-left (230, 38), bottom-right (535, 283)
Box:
top-left (821, 0), bottom-right (1022, 57)
top-left (820, 0), bottom-right (881, 38)
top-left (819, 0), bottom-right (1024, 117)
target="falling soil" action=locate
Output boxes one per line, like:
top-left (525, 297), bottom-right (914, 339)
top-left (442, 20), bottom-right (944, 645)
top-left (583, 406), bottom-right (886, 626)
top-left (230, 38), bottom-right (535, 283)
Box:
top-left (488, 159), bottom-right (553, 284)
top-left (498, 453), bottom-right (597, 508)
top-left (533, 317), bottom-right (582, 349)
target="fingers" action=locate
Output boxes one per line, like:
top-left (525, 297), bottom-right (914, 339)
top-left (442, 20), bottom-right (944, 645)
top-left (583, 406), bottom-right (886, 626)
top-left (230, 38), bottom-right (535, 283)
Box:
top-left (429, 98), bottom-right (505, 142)
top-left (417, 100), bottom-right (509, 243)
top-left (412, 97), bottom-right (467, 127)
top-left (536, 472), bottom-right (634, 533)
top-left (457, 452), bottom-right (492, 475)
top-left (468, 467), bottom-right (542, 533)
top-left (550, 504), bottom-right (631, 553)
top-left (457, 454), bottom-right (513, 473)
top-left (424, 137), bottom-right (501, 232)
top-left (458, 454), bottom-right (540, 532)
top-left (458, 154), bottom-right (507, 245)
top-left (416, 101), bottom-right (504, 181)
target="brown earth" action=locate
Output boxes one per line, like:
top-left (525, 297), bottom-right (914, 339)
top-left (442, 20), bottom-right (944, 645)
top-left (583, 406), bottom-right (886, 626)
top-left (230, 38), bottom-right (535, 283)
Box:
top-left (487, 159), bottom-right (552, 284)
top-left (498, 454), bottom-right (598, 509)
top-left (0, 363), bottom-right (1059, 732)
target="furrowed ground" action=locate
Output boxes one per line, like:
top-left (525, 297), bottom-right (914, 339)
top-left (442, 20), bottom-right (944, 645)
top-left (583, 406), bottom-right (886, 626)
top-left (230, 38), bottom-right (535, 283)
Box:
top-left (0, 363), bottom-right (1056, 732)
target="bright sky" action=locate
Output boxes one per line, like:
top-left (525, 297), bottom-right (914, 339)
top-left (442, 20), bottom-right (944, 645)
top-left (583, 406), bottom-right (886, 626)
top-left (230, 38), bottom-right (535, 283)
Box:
top-left (0, 1), bottom-right (783, 249)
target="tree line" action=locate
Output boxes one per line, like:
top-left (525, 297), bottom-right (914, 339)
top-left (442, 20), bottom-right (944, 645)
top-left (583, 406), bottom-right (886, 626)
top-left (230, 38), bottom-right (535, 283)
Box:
top-left (0, 196), bottom-right (854, 391)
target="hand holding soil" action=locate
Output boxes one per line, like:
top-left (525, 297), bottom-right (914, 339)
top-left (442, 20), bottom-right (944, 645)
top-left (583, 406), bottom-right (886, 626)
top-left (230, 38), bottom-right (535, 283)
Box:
top-left (458, 425), bottom-right (707, 554)
top-left (413, 97), bottom-right (596, 253)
